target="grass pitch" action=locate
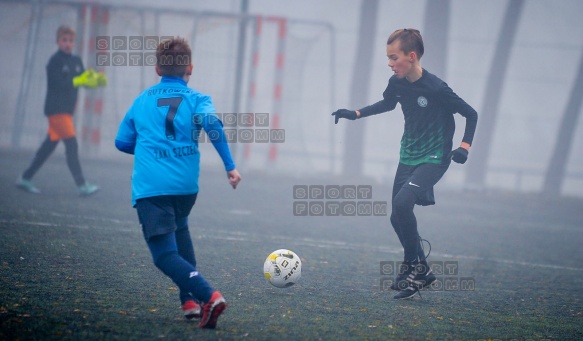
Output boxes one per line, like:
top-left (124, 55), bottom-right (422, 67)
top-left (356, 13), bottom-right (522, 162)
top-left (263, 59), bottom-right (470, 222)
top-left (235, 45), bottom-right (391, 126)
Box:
top-left (1, 149), bottom-right (582, 340)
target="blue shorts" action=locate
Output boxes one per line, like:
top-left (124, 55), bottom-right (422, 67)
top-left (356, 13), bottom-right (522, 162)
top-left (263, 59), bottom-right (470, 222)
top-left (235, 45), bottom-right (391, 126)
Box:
top-left (392, 162), bottom-right (450, 206)
top-left (135, 194), bottom-right (197, 241)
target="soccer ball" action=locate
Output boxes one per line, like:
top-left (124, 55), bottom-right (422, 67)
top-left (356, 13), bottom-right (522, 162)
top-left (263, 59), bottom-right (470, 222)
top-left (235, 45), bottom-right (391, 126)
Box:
top-left (263, 249), bottom-right (302, 288)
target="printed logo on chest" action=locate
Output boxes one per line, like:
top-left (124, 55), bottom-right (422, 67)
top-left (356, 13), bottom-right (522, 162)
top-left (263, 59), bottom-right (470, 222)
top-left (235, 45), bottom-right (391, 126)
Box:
top-left (417, 96), bottom-right (428, 108)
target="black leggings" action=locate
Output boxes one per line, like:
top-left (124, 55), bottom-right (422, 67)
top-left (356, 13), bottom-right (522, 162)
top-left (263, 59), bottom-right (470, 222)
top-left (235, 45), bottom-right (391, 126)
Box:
top-left (390, 187), bottom-right (425, 262)
top-left (390, 162), bottom-right (449, 262)
top-left (23, 135), bottom-right (85, 186)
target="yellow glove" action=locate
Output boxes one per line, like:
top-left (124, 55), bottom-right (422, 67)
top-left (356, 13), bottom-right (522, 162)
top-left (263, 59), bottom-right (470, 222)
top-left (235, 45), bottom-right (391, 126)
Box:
top-left (96, 72), bottom-right (107, 87)
top-left (73, 69), bottom-right (99, 88)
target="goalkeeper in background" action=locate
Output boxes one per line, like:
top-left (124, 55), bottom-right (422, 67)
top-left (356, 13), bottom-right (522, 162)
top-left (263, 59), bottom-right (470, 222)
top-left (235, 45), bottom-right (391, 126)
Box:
top-left (332, 28), bottom-right (478, 300)
top-left (17, 25), bottom-right (105, 196)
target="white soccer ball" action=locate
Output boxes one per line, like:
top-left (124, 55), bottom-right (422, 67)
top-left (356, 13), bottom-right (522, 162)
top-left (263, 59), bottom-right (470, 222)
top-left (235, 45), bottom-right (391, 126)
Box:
top-left (263, 249), bottom-right (302, 288)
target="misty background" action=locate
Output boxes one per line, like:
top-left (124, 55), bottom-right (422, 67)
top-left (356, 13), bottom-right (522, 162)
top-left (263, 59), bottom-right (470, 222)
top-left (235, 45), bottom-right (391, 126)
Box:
top-left (1, 0), bottom-right (582, 198)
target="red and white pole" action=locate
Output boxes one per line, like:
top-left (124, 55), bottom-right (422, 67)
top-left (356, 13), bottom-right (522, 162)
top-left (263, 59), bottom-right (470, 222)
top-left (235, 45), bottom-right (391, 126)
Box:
top-left (266, 16), bottom-right (287, 163)
top-left (82, 4), bottom-right (108, 153)
top-left (243, 16), bottom-right (262, 162)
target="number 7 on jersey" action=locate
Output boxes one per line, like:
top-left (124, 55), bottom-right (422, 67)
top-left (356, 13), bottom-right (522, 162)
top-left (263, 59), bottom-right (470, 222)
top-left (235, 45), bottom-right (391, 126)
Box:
top-left (157, 97), bottom-right (183, 141)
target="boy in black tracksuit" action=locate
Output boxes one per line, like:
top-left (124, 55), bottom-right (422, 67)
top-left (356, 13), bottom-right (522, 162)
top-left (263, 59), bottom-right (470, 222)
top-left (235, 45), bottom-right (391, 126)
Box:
top-left (333, 28), bottom-right (478, 299)
top-left (17, 25), bottom-right (102, 196)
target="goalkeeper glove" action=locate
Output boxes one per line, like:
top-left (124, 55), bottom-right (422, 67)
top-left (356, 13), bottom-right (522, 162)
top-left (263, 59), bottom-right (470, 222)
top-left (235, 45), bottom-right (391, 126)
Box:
top-left (96, 72), bottom-right (107, 87)
top-left (73, 69), bottom-right (99, 88)
top-left (331, 109), bottom-right (358, 124)
top-left (450, 147), bottom-right (469, 164)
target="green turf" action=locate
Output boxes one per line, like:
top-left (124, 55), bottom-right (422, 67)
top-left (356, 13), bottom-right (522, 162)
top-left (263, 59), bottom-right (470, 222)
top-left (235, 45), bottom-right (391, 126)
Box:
top-left (1, 149), bottom-right (582, 340)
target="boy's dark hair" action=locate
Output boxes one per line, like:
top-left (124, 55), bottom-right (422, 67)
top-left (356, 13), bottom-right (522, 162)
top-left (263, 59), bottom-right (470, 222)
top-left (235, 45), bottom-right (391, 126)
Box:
top-left (156, 37), bottom-right (192, 77)
top-left (387, 28), bottom-right (424, 60)
top-left (56, 25), bottom-right (75, 41)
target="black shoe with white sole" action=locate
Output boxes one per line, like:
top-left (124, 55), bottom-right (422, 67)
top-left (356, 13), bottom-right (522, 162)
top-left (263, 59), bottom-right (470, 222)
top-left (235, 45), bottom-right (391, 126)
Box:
top-left (393, 261), bottom-right (436, 299)
top-left (390, 261), bottom-right (414, 291)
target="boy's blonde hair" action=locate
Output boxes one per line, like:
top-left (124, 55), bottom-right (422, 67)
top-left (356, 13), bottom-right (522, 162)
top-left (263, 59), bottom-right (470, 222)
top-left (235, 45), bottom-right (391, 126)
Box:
top-left (156, 37), bottom-right (192, 77)
top-left (56, 25), bottom-right (75, 41)
top-left (387, 28), bottom-right (424, 60)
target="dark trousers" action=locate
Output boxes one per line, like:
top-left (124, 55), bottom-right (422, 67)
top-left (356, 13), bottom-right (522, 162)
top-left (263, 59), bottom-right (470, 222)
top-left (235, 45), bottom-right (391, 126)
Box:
top-left (136, 195), bottom-right (203, 304)
top-left (22, 135), bottom-right (86, 186)
top-left (390, 162), bottom-right (449, 262)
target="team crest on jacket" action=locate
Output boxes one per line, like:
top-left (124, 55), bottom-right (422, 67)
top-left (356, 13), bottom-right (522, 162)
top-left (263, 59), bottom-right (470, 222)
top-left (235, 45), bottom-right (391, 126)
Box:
top-left (417, 96), bottom-right (428, 107)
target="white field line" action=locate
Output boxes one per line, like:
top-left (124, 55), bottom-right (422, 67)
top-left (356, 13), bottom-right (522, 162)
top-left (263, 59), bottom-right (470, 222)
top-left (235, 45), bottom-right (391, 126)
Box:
top-left (1, 212), bottom-right (582, 273)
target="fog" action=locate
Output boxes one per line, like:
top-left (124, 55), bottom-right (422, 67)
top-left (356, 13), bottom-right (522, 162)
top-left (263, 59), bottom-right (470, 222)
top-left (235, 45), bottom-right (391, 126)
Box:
top-left (1, 0), bottom-right (582, 197)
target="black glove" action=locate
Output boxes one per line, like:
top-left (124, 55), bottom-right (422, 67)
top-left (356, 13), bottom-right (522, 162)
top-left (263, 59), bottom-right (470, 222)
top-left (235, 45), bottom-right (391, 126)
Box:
top-left (450, 147), bottom-right (469, 164)
top-left (331, 109), bottom-right (357, 124)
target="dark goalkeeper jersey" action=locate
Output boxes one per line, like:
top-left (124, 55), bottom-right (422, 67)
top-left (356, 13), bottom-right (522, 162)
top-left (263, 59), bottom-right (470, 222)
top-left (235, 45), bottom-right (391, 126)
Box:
top-left (359, 68), bottom-right (478, 165)
top-left (44, 50), bottom-right (85, 116)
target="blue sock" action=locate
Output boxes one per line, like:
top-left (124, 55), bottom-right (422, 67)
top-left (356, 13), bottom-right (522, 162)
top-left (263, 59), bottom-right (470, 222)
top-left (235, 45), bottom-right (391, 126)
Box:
top-left (148, 233), bottom-right (214, 303)
top-left (176, 217), bottom-right (197, 267)
top-left (175, 217), bottom-right (197, 304)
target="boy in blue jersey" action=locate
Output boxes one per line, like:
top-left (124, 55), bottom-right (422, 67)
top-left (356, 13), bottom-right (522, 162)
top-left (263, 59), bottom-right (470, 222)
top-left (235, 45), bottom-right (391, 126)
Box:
top-left (332, 29), bottom-right (478, 299)
top-left (115, 37), bottom-right (241, 328)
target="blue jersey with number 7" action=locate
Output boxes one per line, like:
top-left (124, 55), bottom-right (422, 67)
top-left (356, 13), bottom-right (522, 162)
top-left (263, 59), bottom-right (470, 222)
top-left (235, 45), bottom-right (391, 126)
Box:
top-left (115, 76), bottom-right (235, 206)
